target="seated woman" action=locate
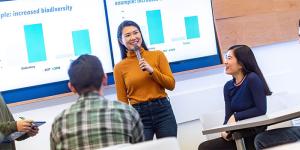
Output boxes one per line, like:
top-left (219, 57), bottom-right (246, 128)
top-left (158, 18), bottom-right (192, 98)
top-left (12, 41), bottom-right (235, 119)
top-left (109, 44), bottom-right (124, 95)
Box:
top-left (198, 45), bottom-right (272, 150)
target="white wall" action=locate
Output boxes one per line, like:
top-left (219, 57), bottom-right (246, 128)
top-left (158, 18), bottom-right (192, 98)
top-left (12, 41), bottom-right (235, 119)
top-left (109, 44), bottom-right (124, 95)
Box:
top-left (10, 40), bottom-right (300, 150)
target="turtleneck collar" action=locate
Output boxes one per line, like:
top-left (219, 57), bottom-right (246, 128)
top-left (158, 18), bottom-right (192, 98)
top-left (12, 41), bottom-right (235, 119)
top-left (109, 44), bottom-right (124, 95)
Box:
top-left (126, 47), bottom-right (146, 58)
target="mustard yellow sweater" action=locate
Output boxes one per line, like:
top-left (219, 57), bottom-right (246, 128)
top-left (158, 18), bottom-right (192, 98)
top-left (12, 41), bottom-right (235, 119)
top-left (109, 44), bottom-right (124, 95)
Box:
top-left (114, 48), bottom-right (175, 105)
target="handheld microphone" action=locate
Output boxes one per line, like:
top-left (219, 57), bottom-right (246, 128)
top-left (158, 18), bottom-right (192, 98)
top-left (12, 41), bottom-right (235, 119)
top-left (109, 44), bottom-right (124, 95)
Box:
top-left (132, 44), bottom-right (145, 71)
top-left (133, 44), bottom-right (142, 60)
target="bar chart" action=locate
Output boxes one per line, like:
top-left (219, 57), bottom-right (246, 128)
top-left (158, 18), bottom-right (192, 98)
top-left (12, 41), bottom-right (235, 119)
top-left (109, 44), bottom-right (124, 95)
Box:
top-left (0, 0), bottom-right (112, 91)
top-left (146, 10), bottom-right (165, 45)
top-left (146, 10), bottom-right (201, 45)
top-left (72, 29), bottom-right (92, 56)
top-left (106, 0), bottom-right (216, 64)
top-left (23, 25), bottom-right (93, 63)
top-left (24, 23), bottom-right (47, 63)
top-left (185, 16), bottom-right (200, 39)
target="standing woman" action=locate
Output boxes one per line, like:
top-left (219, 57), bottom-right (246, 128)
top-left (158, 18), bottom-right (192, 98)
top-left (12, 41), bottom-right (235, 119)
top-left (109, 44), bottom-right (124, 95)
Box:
top-left (113, 20), bottom-right (177, 140)
top-left (198, 45), bottom-right (272, 150)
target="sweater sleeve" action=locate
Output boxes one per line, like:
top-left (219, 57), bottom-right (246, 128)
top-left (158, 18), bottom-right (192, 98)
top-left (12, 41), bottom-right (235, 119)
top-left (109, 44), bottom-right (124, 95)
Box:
top-left (150, 51), bottom-right (175, 91)
top-left (113, 64), bottom-right (129, 104)
top-left (234, 74), bottom-right (267, 121)
top-left (223, 82), bottom-right (233, 124)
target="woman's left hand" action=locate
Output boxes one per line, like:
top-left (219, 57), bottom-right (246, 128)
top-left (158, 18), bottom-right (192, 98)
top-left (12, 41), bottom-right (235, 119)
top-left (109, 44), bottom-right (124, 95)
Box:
top-left (139, 58), bottom-right (153, 74)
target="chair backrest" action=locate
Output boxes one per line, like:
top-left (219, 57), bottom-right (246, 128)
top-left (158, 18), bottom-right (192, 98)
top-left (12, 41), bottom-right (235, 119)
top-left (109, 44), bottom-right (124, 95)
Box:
top-left (199, 109), bottom-right (224, 140)
top-left (103, 137), bottom-right (180, 150)
top-left (267, 92), bottom-right (289, 114)
top-left (265, 92), bottom-right (294, 130)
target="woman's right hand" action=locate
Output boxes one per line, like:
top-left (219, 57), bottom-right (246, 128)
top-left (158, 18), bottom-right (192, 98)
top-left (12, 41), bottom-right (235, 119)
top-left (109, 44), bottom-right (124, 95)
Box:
top-left (16, 120), bottom-right (33, 132)
top-left (139, 58), bottom-right (153, 73)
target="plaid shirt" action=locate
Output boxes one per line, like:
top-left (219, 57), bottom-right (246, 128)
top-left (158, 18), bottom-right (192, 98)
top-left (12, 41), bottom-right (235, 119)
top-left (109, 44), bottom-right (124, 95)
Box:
top-left (50, 92), bottom-right (144, 150)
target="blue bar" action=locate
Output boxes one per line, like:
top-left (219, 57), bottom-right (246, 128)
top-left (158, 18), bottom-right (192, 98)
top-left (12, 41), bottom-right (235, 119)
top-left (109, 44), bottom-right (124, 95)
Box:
top-left (24, 24), bottom-right (47, 63)
top-left (185, 16), bottom-right (200, 39)
top-left (72, 29), bottom-right (91, 56)
top-left (146, 10), bottom-right (164, 45)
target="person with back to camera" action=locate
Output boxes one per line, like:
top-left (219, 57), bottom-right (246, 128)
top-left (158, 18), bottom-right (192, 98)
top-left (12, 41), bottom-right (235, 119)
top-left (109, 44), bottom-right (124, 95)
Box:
top-left (253, 19), bottom-right (300, 150)
top-left (50, 55), bottom-right (144, 150)
top-left (198, 45), bottom-right (272, 150)
top-left (113, 20), bottom-right (177, 140)
top-left (0, 94), bottom-right (39, 150)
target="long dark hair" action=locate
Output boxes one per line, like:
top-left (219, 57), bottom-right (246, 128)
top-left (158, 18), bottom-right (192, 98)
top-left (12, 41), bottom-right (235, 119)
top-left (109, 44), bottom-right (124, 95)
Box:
top-left (228, 45), bottom-right (272, 96)
top-left (117, 20), bottom-right (148, 59)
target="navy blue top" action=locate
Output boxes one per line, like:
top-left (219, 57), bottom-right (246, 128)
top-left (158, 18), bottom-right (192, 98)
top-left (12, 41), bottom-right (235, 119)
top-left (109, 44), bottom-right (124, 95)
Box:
top-left (223, 72), bottom-right (267, 124)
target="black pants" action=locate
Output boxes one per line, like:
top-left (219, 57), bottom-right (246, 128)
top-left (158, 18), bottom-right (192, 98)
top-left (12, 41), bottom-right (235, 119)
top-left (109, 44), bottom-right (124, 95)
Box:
top-left (198, 136), bottom-right (256, 150)
top-left (199, 126), bottom-right (266, 150)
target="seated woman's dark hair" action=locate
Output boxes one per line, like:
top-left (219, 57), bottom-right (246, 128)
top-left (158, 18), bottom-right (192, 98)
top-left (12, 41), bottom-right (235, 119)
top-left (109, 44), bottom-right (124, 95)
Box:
top-left (228, 45), bottom-right (272, 96)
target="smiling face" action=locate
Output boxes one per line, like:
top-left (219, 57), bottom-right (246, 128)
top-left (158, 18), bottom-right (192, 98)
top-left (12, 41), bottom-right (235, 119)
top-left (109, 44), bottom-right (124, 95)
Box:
top-left (224, 50), bottom-right (243, 76)
top-left (120, 26), bottom-right (143, 51)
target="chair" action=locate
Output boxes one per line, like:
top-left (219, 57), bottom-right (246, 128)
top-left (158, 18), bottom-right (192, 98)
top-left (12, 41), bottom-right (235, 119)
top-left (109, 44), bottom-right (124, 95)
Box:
top-left (266, 92), bottom-right (293, 130)
top-left (266, 92), bottom-right (288, 114)
top-left (199, 109), bottom-right (224, 140)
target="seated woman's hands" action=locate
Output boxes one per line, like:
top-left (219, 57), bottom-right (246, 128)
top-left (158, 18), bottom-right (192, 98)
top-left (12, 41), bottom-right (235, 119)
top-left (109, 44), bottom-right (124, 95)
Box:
top-left (227, 115), bottom-right (236, 124)
top-left (221, 132), bottom-right (230, 141)
top-left (221, 114), bottom-right (237, 140)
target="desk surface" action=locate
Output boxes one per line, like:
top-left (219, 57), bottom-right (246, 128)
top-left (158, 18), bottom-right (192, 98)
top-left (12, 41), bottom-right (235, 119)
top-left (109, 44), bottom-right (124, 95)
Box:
top-left (202, 106), bottom-right (300, 135)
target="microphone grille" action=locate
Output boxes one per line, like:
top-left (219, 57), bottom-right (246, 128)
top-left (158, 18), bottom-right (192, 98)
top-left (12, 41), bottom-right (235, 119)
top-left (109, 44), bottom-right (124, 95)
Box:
top-left (133, 44), bottom-right (140, 51)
